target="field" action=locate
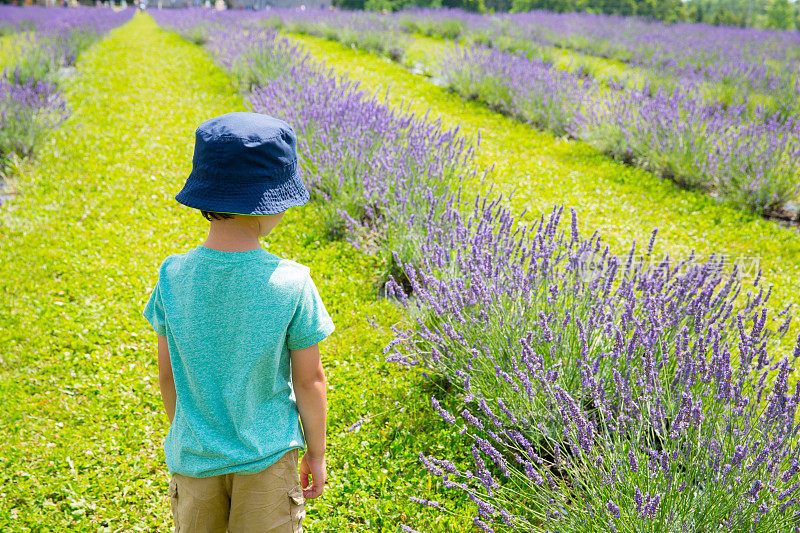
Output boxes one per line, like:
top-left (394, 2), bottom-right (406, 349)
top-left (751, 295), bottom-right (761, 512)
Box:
top-left (2, 6), bottom-right (800, 533)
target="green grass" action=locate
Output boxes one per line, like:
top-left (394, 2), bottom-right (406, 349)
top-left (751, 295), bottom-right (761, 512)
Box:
top-left (286, 32), bottom-right (800, 356)
top-left (403, 34), bottom-right (457, 76)
top-left (0, 33), bottom-right (29, 72)
top-left (0, 13), bottom-right (474, 532)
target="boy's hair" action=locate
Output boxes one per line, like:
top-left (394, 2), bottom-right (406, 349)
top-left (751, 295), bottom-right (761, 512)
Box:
top-left (201, 210), bottom-right (235, 221)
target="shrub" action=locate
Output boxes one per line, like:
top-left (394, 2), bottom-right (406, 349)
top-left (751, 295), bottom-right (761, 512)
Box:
top-left (384, 202), bottom-right (800, 531)
top-left (0, 70), bottom-right (69, 162)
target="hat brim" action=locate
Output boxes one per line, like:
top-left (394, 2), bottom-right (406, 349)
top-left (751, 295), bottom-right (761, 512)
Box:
top-left (175, 166), bottom-right (310, 216)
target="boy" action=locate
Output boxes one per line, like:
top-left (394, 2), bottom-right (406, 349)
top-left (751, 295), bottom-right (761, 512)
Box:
top-left (143, 112), bottom-right (334, 532)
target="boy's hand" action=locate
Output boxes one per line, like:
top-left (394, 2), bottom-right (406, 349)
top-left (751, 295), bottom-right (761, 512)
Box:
top-left (299, 453), bottom-right (326, 499)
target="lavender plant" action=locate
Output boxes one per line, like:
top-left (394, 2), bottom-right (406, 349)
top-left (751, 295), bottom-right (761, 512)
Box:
top-left (712, 114), bottom-right (800, 213)
top-left (397, 12), bottom-right (466, 40)
top-left (150, 10), bottom-right (297, 92)
top-left (579, 84), bottom-right (800, 210)
top-left (391, 8), bottom-right (800, 114)
top-left (249, 58), bottom-right (477, 279)
top-left (383, 197), bottom-right (785, 419)
top-left (0, 70), bottom-right (68, 162)
top-left (414, 328), bottom-right (800, 532)
top-left (0, 5), bottom-right (106, 30)
top-left (261, 9), bottom-right (411, 62)
top-left (254, 7), bottom-right (800, 115)
top-left (440, 44), bottom-right (587, 137)
top-left (384, 203), bottom-right (800, 531)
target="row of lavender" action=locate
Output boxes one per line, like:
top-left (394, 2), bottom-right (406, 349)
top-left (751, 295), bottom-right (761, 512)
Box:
top-left (270, 8), bottom-right (800, 113)
top-left (263, 9), bottom-right (800, 217)
top-left (0, 7), bottom-right (132, 184)
top-left (396, 8), bottom-right (800, 110)
top-left (153, 9), bottom-right (800, 532)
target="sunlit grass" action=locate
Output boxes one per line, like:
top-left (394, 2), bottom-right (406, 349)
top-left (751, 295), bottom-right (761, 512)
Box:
top-left (0, 32), bottom-right (31, 71)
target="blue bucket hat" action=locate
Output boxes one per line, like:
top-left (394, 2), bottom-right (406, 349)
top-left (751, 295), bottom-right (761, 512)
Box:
top-left (175, 112), bottom-right (309, 215)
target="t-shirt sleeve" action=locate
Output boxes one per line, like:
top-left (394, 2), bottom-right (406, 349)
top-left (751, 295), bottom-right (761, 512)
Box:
top-left (286, 274), bottom-right (335, 351)
top-left (143, 279), bottom-right (167, 337)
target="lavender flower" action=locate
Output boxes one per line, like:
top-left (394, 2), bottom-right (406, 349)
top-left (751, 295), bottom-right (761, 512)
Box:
top-left (607, 500), bottom-right (621, 518)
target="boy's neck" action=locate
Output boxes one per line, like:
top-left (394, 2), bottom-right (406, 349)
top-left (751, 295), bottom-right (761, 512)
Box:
top-left (201, 238), bottom-right (262, 252)
top-left (202, 220), bottom-right (262, 252)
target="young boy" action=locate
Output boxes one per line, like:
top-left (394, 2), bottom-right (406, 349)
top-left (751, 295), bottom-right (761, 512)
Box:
top-left (143, 112), bottom-right (334, 532)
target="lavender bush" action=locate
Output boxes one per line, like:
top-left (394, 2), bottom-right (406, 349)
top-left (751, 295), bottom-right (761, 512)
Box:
top-left (0, 70), bottom-right (68, 162)
top-left (0, 5), bottom-right (96, 30)
top-left (385, 202), bottom-right (800, 531)
top-left (440, 44), bottom-right (587, 137)
top-left (435, 40), bottom-right (800, 212)
top-left (251, 70), bottom-right (475, 262)
top-left (579, 84), bottom-right (800, 211)
top-left (148, 10), bottom-right (294, 89)
top-left (383, 198), bottom-right (786, 423)
top-left (712, 114), bottom-right (800, 213)
top-left (392, 8), bottom-right (800, 114)
top-left (397, 11), bottom-right (468, 40)
top-left (255, 7), bottom-right (800, 115)
top-left (413, 327), bottom-right (800, 532)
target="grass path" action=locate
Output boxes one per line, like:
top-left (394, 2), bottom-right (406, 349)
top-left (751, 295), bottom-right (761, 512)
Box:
top-left (288, 33), bottom-right (800, 351)
top-left (0, 32), bottom-right (28, 69)
top-left (0, 14), bottom-right (472, 531)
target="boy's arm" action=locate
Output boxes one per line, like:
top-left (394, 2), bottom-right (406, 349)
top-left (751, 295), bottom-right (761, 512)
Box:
top-left (290, 342), bottom-right (327, 499)
top-left (157, 334), bottom-right (176, 425)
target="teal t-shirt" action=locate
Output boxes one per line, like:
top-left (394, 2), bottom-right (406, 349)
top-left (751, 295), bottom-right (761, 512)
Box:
top-left (143, 245), bottom-right (335, 478)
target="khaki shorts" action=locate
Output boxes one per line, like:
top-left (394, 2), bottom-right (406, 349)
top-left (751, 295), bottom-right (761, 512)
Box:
top-left (168, 449), bottom-right (305, 533)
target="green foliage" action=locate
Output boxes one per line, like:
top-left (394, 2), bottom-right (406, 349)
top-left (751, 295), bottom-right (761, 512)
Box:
top-left (767, 0), bottom-right (795, 29)
top-left (398, 15), bottom-right (464, 39)
top-left (183, 22), bottom-right (208, 44)
top-left (365, 0), bottom-right (396, 10)
top-left (681, 0), bottom-right (798, 27)
top-left (334, 0), bottom-right (481, 13)
top-left (510, 0), bottom-right (685, 19)
top-left (0, 13), bottom-right (477, 532)
top-left (797, 1), bottom-right (800, 28)
top-left (10, 41), bottom-right (59, 83)
top-left (0, 33), bottom-right (26, 71)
